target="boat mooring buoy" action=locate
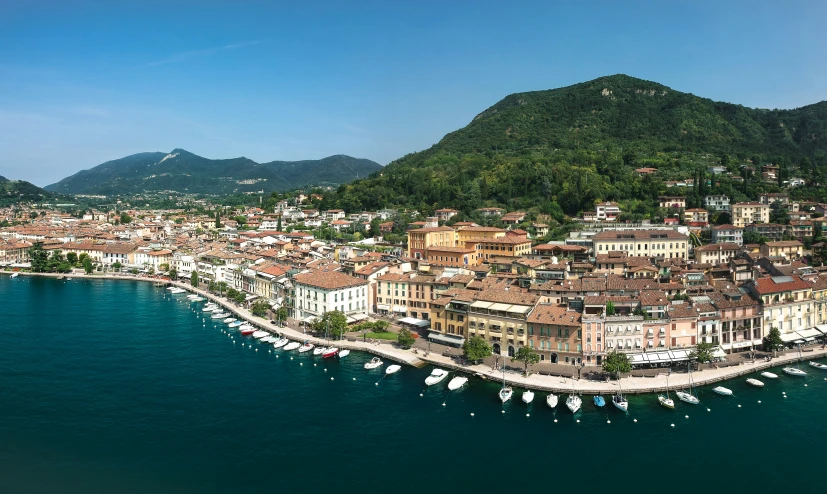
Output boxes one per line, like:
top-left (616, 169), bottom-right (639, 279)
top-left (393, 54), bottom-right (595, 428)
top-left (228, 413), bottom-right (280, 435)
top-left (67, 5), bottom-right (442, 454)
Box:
top-left (737, 404), bottom-right (742, 408)
top-left (607, 420), bottom-right (611, 424)
top-left (331, 377), bottom-right (334, 380)
top-left (758, 400), bottom-right (761, 404)
top-left (526, 414), bottom-right (530, 417)
top-left (300, 362), bottom-right (303, 366)
top-left (671, 424), bottom-right (675, 428)
top-left (419, 393), bottom-right (423, 397)
top-left (685, 415), bottom-right (689, 419)
top-left (501, 410), bottom-right (505, 414)
top-left (576, 419), bottom-right (580, 423)
top-left (706, 408), bottom-right (710, 412)
top-left (633, 419), bottom-right (637, 423)
top-left (352, 378), bottom-right (355, 381)
top-left (554, 419), bottom-right (558, 423)
top-left (804, 384), bottom-right (808, 387)
top-left (470, 413), bottom-right (475, 417)
top-left (443, 403), bottom-right (446, 407)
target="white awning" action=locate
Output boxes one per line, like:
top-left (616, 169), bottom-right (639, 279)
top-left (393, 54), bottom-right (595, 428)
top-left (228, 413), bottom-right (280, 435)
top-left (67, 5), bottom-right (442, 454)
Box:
top-left (780, 332), bottom-right (801, 343)
top-left (428, 332), bottom-right (465, 347)
top-left (244, 294), bottom-right (259, 301)
top-left (377, 304), bottom-right (390, 311)
top-left (303, 316), bottom-right (318, 323)
top-left (796, 328), bottom-right (823, 339)
top-left (470, 301), bottom-right (493, 309)
top-left (399, 317), bottom-right (430, 328)
top-left (489, 303), bottom-right (512, 312)
top-left (393, 305), bottom-right (407, 313)
top-left (350, 313), bottom-right (369, 322)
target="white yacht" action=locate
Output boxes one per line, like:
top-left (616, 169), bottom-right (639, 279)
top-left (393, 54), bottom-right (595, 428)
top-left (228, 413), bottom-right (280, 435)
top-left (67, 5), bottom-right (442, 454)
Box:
top-left (273, 338), bottom-right (289, 349)
top-left (425, 368), bottom-right (449, 386)
top-left (546, 393), bottom-right (559, 409)
top-left (565, 394), bottom-right (582, 413)
top-left (253, 331), bottom-right (269, 339)
top-left (223, 318), bottom-right (236, 324)
top-left (338, 349), bottom-right (350, 358)
top-left (499, 386), bottom-right (513, 404)
top-left (658, 394), bottom-right (675, 409)
top-left (447, 376), bottom-right (467, 390)
top-left (298, 343), bottom-right (315, 353)
top-left (675, 390), bottom-right (700, 405)
top-left (761, 371), bottom-right (779, 379)
top-left (385, 365), bottom-right (402, 375)
top-left (169, 287), bottom-right (186, 294)
top-left (612, 391), bottom-right (629, 412)
top-left (809, 361), bottom-right (827, 370)
top-left (522, 390), bottom-right (535, 404)
top-left (313, 346), bottom-right (327, 356)
top-left (10, 272), bottom-right (19, 279)
top-left (783, 367), bottom-right (807, 377)
top-left (712, 386), bottom-right (733, 396)
top-left (746, 378), bottom-right (764, 387)
top-left (211, 312), bottom-right (230, 319)
top-left (283, 341), bottom-right (301, 351)
top-left (364, 357), bottom-right (383, 369)
top-left (229, 321), bottom-right (243, 328)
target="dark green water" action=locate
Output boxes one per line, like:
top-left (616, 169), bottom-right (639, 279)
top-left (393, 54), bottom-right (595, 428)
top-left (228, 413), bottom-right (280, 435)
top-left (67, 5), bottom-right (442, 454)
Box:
top-left (0, 277), bottom-right (824, 493)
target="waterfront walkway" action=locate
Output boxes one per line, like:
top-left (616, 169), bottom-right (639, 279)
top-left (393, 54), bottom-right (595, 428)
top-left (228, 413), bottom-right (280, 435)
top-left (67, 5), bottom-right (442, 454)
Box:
top-left (10, 271), bottom-right (827, 394)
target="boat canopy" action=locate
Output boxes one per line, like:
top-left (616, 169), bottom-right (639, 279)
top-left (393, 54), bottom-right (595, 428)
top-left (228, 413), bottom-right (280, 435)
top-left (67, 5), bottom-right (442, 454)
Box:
top-left (399, 317), bottom-right (430, 328)
top-left (427, 331), bottom-right (465, 347)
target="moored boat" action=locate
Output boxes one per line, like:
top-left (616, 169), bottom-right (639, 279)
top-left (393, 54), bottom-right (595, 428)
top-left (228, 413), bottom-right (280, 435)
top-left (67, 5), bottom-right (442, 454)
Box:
top-left (447, 376), bottom-right (467, 390)
top-left (322, 347), bottom-right (339, 358)
top-left (240, 327), bottom-right (256, 336)
top-left (546, 393), bottom-right (559, 409)
top-left (425, 368), bottom-right (449, 386)
top-left (783, 367), bottom-right (807, 377)
top-left (522, 390), bottom-right (535, 404)
top-left (229, 321), bottom-right (243, 328)
top-left (338, 349), bottom-right (350, 358)
top-left (593, 395), bottom-right (605, 407)
top-left (211, 312), bottom-right (230, 319)
top-left (712, 386), bottom-right (733, 396)
top-left (261, 336), bottom-right (276, 343)
top-left (809, 361), bottom-right (827, 370)
top-left (385, 364), bottom-right (401, 375)
top-left (253, 330), bottom-right (269, 339)
top-left (283, 341), bottom-right (301, 351)
top-left (364, 357), bottom-right (383, 369)
top-left (675, 391), bottom-right (700, 405)
top-left (273, 338), bottom-right (289, 349)
top-left (312, 346), bottom-right (326, 356)
top-left (566, 394), bottom-right (582, 413)
top-left (10, 272), bottom-right (19, 279)
top-left (612, 391), bottom-right (628, 412)
top-left (169, 287), bottom-right (186, 294)
top-left (761, 371), bottom-right (779, 379)
top-left (746, 378), bottom-right (764, 387)
top-left (298, 342), bottom-right (314, 353)
top-left (499, 386), bottom-right (513, 404)
top-left (658, 394), bottom-right (675, 409)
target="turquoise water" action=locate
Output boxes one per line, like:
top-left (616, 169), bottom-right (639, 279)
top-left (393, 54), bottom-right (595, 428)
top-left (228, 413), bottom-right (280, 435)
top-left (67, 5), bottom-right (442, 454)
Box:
top-left (0, 277), bottom-right (824, 493)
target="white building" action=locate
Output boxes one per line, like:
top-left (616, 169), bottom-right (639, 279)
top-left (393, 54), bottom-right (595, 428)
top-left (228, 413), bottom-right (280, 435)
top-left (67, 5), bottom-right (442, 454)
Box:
top-left (293, 269), bottom-right (369, 322)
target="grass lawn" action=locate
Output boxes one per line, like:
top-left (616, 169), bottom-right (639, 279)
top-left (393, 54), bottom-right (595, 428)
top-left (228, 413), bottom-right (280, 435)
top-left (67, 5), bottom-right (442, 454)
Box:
top-left (365, 331), bottom-right (398, 341)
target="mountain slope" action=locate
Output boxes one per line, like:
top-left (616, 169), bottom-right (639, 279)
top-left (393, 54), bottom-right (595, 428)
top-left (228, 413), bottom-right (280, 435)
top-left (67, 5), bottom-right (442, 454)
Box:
top-left (45, 150), bottom-right (382, 195)
top-left (326, 74), bottom-right (827, 214)
top-left (0, 175), bottom-right (52, 205)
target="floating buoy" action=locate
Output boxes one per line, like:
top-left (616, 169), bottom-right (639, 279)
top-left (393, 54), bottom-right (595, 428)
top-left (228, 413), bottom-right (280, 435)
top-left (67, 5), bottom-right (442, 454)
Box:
top-left (706, 408), bottom-right (710, 412)
top-left (331, 377), bottom-right (334, 380)
top-left (290, 357), bottom-right (293, 360)
top-left (737, 404), bottom-right (742, 408)
top-left (685, 415), bottom-right (689, 419)
top-left (576, 419), bottom-right (580, 423)
top-left (804, 384), bottom-right (808, 387)
top-left (300, 363), bottom-right (303, 366)
top-left (554, 419), bottom-right (558, 423)
top-left (607, 420), bottom-right (611, 424)
top-left (502, 410), bottom-right (505, 414)
top-left (324, 369), bottom-right (327, 372)
top-left (375, 383), bottom-right (378, 386)
top-left (470, 413), bottom-right (475, 417)
top-left (276, 355), bottom-right (279, 358)
top-left (671, 424), bottom-right (675, 427)
top-left (352, 378), bottom-right (356, 381)
top-left (314, 363), bottom-right (317, 367)
top-left (420, 393), bottom-right (423, 397)
top-left (633, 419), bottom-right (637, 423)
top-left (526, 413), bottom-right (530, 417)
top-left (784, 395), bottom-right (787, 398)
top-left (758, 400), bottom-right (762, 404)
top-left (443, 403), bottom-right (446, 407)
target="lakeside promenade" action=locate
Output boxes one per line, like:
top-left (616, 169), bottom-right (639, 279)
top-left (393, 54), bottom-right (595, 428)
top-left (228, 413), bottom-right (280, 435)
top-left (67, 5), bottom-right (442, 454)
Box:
top-left (10, 271), bottom-right (827, 394)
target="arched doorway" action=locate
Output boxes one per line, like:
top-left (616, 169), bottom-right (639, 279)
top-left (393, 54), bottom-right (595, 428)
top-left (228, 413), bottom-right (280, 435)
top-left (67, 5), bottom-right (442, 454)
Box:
top-left (550, 353), bottom-right (559, 364)
top-left (507, 345), bottom-right (515, 357)
top-left (492, 343), bottom-right (501, 355)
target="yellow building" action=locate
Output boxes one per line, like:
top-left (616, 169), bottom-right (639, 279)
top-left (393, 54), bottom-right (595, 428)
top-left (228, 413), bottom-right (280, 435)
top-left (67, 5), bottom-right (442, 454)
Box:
top-left (592, 230), bottom-right (689, 259)
top-left (471, 237), bottom-right (532, 262)
top-left (456, 226), bottom-right (505, 245)
top-left (732, 202), bottom-right (770, 228)
top-left (760, 240), bottom-right (803, 260)
top-left (407, 226), bottom-right (456, 259)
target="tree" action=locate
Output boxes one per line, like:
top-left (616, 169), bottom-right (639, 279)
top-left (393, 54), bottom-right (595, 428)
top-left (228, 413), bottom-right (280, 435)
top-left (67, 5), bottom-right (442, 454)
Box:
top-left (27, 242), bottom-right (49, 273)
top-left (397, 327), bottom-right (416, 349)
top-left (763, 327), bottom-right (785, 356)
top-left (512, 346), bottom-right (540, 375)
top-left (111, 262), bottom-right (122, 271)
top-left (215, 212), bottom-right (221, 228)
top-left (311, 311), bottom-right (349, 339)
top-left (602, 351), bottom-right (632, 379)
top-left (689, 341), bottom-right (715, 363)
top-left (120, 212), bottom-right (132, 224)
top-left (275, 307), bottom-right (288, 322)
top-left (606, 301), bottom-right (616, 316)
top-left (251, 299), bottom-right (270, 318)
top-left (66, 252), bottom-right (78, 265)
top-left (462, 336), bottom-right (492, 363)
top-left (769, 201), bottom-right (788, 225)
top-left (168, 268), bottom-right (177, 279)
top-left (276, 215), bottom-right (282, 231)
top-left (743, 230), bottom-right (768, 245)
top-left (190, 271), bottom-right (199, 287)
top-left (82, 256), bottom-right (93, 274)
top-left (159, 263), bottom-right (169, 272)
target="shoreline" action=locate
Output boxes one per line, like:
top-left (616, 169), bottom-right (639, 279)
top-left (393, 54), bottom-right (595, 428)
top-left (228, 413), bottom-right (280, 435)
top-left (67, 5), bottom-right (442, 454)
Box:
top-left (8, 271), bottom-right (827, 394)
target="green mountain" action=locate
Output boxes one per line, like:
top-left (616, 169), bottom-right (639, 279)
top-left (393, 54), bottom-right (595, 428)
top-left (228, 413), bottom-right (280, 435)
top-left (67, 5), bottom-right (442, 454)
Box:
top-left (0, 175), bottom-right (52, 205)
top-left (45, 150), bottom-right (382, 196)
top-left (326, 74), bottom-right (827, 216)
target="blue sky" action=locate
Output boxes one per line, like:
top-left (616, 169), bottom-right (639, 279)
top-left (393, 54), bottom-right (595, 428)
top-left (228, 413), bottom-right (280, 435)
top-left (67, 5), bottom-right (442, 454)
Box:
top-left (1, 0), bottom-right (826, 186)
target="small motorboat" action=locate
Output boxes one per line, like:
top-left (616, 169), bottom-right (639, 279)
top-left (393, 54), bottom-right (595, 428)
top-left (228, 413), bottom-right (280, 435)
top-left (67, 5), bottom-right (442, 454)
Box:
top-left (298, 343), bottom-right (315, 353)
top-left (189, 296), bottom-right (205, 302)
top-left (223, 317), bottom-right (236, 324)
top-left (186, 294), bottom-right (200, 299)
top-left (364, 357), bottom-right (383, 369)
top-left (522, 390), bottom-right (535, 404)
top-left (283, 341), bottom-right (301, 351)
top-left (447, 376), bottom-right (467, 390)
top-left (203, 306), bottom-right (220, 313)
top-left (338, 349), bottom-right (350, 358)
top-left (546, 393), bottom-right (559, 409)
top-left (712, 386), bottom-right (733, 396)
top-left (165, 286), bottom-right (174, 290)
top-left (10, 272), bottom-right (19, 278)
top-left (211, 312), bottom-right (230, 319)
top-left (809, 361), bottom-right (827, 370)
top-left (313, 346), bottom-right (327, 356)
top-left (566, 394), bottom-right (582, 413)
top-left (253, 331), bottom-right (270, 339)
top-left (675, 391), bottom-right (700, 405)
top-left (323, 347), bottom-right (339, 358)
top-left (169, 287), bottom-right (186, 294)
top-left (425, 368), bottom-right (449, 386)
top-left (240, 327), bottom-right (256, 336)
top-left (261, 336), bottom-right (276, 344)
top-left (612, 393), bottom-right (628, 412)
top-left (593, 395), bottom-right (605, 408)
top-left (273, 338), bottom-right (289, 349)
top-left (746, 378), bottom-right (764, 387)
top-left (657, 394), bottom-right (675, 409)
top-left (229, 321), bottom-right (243, 328)
top-left (761, 371), bottom-right (779, 379)
top-left (499, 386), bottom-right (513, 403)
top-left (385, 364), bottom-right (402, 375)
top-left (783, 367), bottom-right (807, 377)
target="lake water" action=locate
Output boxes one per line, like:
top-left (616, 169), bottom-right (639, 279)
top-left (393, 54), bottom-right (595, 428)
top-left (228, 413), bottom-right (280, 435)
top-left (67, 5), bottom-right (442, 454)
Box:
top-left (0, 277), bottom-right (823, 493)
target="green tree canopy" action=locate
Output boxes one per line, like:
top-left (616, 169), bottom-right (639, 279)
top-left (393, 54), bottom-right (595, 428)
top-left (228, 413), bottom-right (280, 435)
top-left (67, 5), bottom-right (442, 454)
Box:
top-left (397, 327), bottom-right (416, 349)
top-left (311, 311), bottom-right (349, 339)
top-left (462, 336), bottom-right (493, 363)
top-left (689, 341), bottom-right (715, 363)
top-left (251, 299), bottom-right (270, 318)
top-left (602, 351), bottom-right (632, 379)
top-left (512, 346), bottom-right (540, 375)
top-left (763, 327), bottom-right (785, 356)
top-left (27, 242), bottom-right (48, 273)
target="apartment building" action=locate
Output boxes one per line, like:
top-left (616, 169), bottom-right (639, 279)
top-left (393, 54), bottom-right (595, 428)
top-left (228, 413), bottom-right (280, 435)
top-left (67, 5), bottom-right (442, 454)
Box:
top-left (711, 224), bottom-right (743, 245)
top-left (293, 269), bottom-right (369, 321)
top-left (694, 243), bottom-right (741, 264)
top-left (526, 304), bottom-right (582, 364)
top-left (406, 226), bottom-right (456, 259)
top-left (592, 230), bottom-right (689, 259)
top-left (704, 194), bottom-right (731, 212)
top-left (731, 202), bottom-right (769, 228)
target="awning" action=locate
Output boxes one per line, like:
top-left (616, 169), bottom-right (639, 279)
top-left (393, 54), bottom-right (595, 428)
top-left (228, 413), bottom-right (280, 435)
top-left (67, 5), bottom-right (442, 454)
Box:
top-left (377, 304), bottom-right (390, 311)
top-left (393, 305), bottom-right (407, 313)
top-left (244, 294), bottom-right (259, 301)
top-left (489, 303), bottom-right (512, 312)
top-left (399, 317), bottom-right (430, 328)
top-left (428, 332), bottom-right (465, 347)
top-left (711, 348), bottom-right (727, 358)
top-left (302, 316), bottom-right (318, 323)
top-left (470, 301), bottom-right (493, 309)
top-left (796, 328), bottom-right (823, 339)
top-left (780, 332), bottom-right (801, 343)
top-left (350, 313), bottom-right (369, 322)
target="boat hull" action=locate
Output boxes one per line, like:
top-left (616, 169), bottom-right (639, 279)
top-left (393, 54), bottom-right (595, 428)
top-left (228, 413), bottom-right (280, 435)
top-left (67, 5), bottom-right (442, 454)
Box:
top-left (546, 394), bottom-right (558, 409)
top-left (712, 387), bottom-right (733, 396)
top-left (522, 391), bottom-right (535, 404)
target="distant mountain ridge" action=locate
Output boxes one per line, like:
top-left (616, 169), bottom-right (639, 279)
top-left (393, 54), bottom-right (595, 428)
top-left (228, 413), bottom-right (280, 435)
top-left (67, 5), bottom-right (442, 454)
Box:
top-left (45, 149), bottom-right (382, 195)
top-left (0, 175), bottom-right (52, 205)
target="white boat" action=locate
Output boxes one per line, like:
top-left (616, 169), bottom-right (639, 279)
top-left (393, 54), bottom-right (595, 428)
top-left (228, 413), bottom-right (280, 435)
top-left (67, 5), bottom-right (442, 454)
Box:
top-left (253, 331), bottom-right (269, 339)
top-left (612, 391), bottom-right (629, 412)
top-left (261, 336), bottom-right (276, 343)
top-left (338, 349), bottom-right (350, 358)
top-left (546, 393), bottom-right (559, 409)
top-left (809, 361), bottom-right (827, 370)
top-left (273, 338), bottom-right (289, 349)
top-left (385, 364), bottom-right (402, 375)
top-left (238, 324), bottom-right (253, 331)
top-left (211, 312), bottom-right (230, 319)
top-left (675, 391), bottom-right (700, 405)
top-left (499, 386), bottom-right (513, 404)
top-left (659, 375), bottom-right (675, 409)
top-left (169, 288), bottom-right (186, 294)
top-left (10, 272), bottom-right (19, 279)
top-left (425, 368), bottom-right (449, 386)
top-left (447, 376), bottom-right (467, 390)
top-left (223, 318), bottom-right (236, 324)
top-left (712, 386), bottom-right (733, 396)
top-left (761, 371), bottom-right (779, 379)
top-left (746, 378), bottom-right (764, 387)
top-left (165, 286), bottom-right (174, 290)
top-left (283, 342), bottom-right (301, 351)
top-left (186, 294), bottom-right (200, 299)
top-left (189, 296), bottom-right (205, 302)
top-left (364, 357), bottom-right (383, 369)
top-left (202, 306), bottom-right (219, 313)
top-left (313, 347), bottom-right (327, 356)
top-left (298, 343), bottom-right (314, 353)
top-left (783, 367), bottom-right (807, 377)
top-left (522, 390), bottom-right (535, 404)
top-left (565, 394), bottom-right (582, 413)
top-left (229, 321), bottom-right (243, 328)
